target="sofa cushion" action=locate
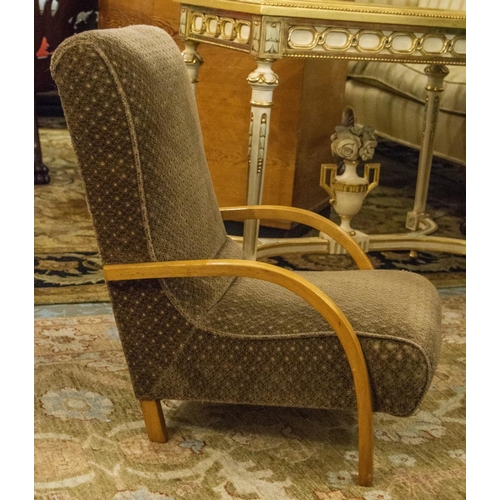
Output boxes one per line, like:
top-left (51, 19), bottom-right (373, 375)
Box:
top-left (347, 61), bottom-right (465, 116)
top-left (344, 77), bottom-right (466, 164)
top-left (417, 0), bottom-right (466, 10)
top-left (187, 269), bottom-right (442, 417)
top-left (352, 0), bottom-right (465, 8)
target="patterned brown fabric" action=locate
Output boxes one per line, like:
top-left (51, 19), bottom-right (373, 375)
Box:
top-left (51, 25), bottom-right (442, 418)
top-left (50, 25), bottom-right (240, 316)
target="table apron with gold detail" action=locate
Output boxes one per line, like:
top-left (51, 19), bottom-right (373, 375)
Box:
top-left (176, 0), bottom-right (466, 259)
top-left (179, 2), bottom-right (465, 64)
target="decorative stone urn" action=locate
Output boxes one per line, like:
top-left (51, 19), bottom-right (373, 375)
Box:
top-left (320, 125), bottom-right (380, 252)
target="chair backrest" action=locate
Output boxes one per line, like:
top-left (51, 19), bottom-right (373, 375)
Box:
top-left (51, 25), bottom-right (243, 315)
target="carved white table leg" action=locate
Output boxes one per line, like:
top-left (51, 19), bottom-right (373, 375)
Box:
top-left (243, 59), bottom-right (279, 260)
top-left (406, 64), bottom-right (449, 233)
top-left (182, 40), bottom-right (204, 94)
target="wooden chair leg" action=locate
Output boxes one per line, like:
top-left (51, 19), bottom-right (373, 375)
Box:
top-left (357, 414), bottom-right (374, 486)
top-left (140, 400), bottom-right (168, 443)
top-left (355, 375), bottom-right (374, 486)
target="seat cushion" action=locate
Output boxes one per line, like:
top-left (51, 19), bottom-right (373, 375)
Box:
top-left (140, 269), bottom-right (442, 417)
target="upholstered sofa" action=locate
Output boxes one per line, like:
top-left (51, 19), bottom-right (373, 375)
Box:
top-left (345, 0), bottom-right (466, 166)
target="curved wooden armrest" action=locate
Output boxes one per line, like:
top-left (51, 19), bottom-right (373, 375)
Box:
top-left (104, 258), bottom-right (373, 486)
top-left (220, 205), bottom-right (373, 270)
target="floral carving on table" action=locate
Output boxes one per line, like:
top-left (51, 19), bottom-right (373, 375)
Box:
top-left (265, 22), bottom-right (281, 54)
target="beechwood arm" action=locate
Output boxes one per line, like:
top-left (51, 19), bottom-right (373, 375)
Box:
top-left (219, 205), bottom-right (374, 270)
top-left (103, 258), bottom-right (374, 486)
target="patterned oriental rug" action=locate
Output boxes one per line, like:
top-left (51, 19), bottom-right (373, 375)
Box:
top-left (34, 125), bottom-right (466, 305)
top-left (34, 292), bottom-right (465, 499)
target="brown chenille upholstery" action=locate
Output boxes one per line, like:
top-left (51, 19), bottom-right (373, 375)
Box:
top-left (50, 26), bottom-right (441, 421)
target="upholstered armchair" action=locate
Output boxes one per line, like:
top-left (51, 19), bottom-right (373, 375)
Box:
top-left (345, 0), bottom-right (466, 166)
top-left (50, 25), bottom-right (442, 487)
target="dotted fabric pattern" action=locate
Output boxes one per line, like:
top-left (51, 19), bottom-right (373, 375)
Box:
top-left (51, 25), bottom-right (240, 316)
top-left (51, 26), bottom-right (442, 417)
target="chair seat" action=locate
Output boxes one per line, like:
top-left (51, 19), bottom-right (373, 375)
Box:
top-left (138, 269), bottom-right (441, 418)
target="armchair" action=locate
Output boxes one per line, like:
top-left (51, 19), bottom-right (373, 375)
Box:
top-left (50, 25), bottom-right (442, 487)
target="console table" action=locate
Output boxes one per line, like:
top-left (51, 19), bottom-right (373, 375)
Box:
top-left (174, 0), bottom-right (466, 259)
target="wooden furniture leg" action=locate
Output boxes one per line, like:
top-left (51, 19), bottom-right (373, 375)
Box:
top-left (34, 104), bottom-right (50, 185)
top-left (140, 400), bottom-right (168, 442)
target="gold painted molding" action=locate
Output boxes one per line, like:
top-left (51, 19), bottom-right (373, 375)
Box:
top-left (179, 2), bottom-right (465, 63)
top-left (189, 10), bottom-right (252, 43)
top-left (283, 52), bottom-right (465, 64)
top-left (286, 26), bottom-right (465, 59)
top-left (175, 0), bottom-right (465, 29)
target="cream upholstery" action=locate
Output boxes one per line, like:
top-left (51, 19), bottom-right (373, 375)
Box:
top-left (354, 0), bottom-right (419, 5)
top-left (347, 0), bottom-right (466, 165)
top-left (418, 0), bottom-right (465, 9)
top-left (354, 0), bottom-right (466, 9)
